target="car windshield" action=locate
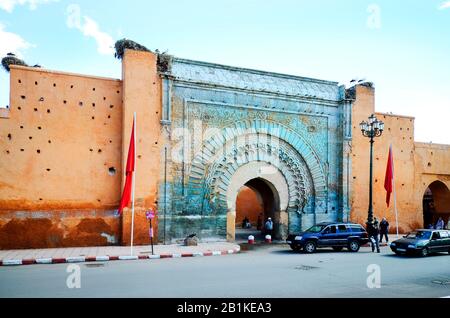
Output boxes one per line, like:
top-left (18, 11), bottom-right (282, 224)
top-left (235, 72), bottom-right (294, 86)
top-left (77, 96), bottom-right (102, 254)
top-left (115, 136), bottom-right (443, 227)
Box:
top-left (305, 225), bottom-right (327, 233)
top-left (406, 231), bottom-right (431, 239)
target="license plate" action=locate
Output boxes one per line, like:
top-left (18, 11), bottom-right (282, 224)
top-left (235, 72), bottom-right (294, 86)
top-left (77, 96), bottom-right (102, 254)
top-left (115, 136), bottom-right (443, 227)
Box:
top-left (286, 241), bottom-right (292, 244)
top-left (397, 248), bottom-right (406, 252)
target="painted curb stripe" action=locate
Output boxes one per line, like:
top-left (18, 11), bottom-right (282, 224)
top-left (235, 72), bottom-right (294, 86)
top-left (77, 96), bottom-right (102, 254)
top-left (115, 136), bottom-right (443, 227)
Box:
top-left (0, 246), bottom-right (240, 266)
top-left (118, 255), bottom-right (138, 260)
top-left (36, 258), bottom-right (52, 264)
top-left (22, 259), bottom-right (36, 265)
top-left (3, 259), bottom-right (22, 266)
top-left (66, 257), bottom-right (86, 263)
top-left (52, 258), bottom-right (66, 264)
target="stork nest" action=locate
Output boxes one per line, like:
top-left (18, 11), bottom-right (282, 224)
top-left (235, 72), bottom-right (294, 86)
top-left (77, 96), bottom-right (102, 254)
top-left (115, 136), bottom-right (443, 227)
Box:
top-left (1, 53), bottom-right (28, 72)
top-left (114, 39), bottom-right (151, 60)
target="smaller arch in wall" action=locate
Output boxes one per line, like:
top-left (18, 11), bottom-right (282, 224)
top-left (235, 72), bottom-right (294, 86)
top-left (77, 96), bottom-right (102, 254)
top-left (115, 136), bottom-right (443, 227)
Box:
top-left (422, 180), bottom-right (450, 228)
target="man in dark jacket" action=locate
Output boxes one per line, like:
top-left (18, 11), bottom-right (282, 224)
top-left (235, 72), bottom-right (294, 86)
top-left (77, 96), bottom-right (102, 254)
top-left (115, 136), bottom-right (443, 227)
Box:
top-left (379, 217), bottom-right (389, 243)
top-left (367, 219), bottom-right (380, 253)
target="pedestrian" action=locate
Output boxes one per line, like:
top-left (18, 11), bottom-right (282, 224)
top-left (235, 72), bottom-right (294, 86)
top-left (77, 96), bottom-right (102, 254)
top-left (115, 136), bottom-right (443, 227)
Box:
top-left (367, 219), bottom-right (380, 253)
top-left (242, 216), bottom-right (251, 229)
top-left (379, 217), bottom-right (389, 243)
top-left (264, 217), bottom-right (273, 237)
top-left (435, 217), bottom-right (445, 230)
top-left (257, 214), bottom-right (263, 231)
top-left (446, 219), bottom-right (450, 230)
top-left (427, 223), bottom-right (434, 229)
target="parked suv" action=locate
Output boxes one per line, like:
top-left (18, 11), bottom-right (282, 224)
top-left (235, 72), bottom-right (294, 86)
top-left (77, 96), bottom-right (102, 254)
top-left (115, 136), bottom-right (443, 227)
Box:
top-left (286, 222), bottom-right (369, 253)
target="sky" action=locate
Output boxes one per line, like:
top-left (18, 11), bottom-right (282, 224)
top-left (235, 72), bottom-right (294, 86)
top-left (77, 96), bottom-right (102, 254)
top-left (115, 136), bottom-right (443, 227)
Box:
top-left (1, 0), bottom-right (449, 143)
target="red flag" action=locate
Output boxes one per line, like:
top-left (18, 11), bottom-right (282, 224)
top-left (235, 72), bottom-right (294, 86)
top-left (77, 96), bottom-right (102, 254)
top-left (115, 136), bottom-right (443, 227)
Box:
top-left (118, 118), bottom-right (135, 214)
top-left (384, 144), bottom-right (394, 207)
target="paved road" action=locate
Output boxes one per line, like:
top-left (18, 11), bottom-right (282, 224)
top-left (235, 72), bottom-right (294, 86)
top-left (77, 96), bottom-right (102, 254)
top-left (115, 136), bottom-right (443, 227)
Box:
top-left (0, 244), bottom-right (449, 298)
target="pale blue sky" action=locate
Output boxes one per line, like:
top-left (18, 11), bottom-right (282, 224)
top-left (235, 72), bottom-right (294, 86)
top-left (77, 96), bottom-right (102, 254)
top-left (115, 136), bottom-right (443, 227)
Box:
top-left (1, 0), bottom-right (449, 143)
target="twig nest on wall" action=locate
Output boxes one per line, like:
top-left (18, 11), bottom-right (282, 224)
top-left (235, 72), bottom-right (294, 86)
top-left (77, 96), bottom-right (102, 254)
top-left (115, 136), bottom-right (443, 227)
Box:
top-left (114, 38), bottom-right (151, 60)
top-left (1, 53), bottom-right (28, 72)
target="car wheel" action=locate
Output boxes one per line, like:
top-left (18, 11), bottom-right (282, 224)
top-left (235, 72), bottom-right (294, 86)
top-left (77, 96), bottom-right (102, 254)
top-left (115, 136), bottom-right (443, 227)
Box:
top-left (332, 247), bottom-right (344, 252)
top-left (304, 241), bottom-right (317, 253)
top-left (348, 240), bottom-right (360, 252)
top-left (420, 247), bottom-right (429, 257)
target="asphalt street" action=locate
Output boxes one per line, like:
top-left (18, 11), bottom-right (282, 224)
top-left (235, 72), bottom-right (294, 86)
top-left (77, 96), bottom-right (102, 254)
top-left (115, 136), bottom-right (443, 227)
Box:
top-left (0, 244), bottom-right (449, 298)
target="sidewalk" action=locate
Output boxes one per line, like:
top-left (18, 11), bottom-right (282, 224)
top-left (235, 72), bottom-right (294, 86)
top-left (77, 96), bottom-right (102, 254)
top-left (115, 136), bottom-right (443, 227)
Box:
top-left (0, 242), bottom-right (240, 266)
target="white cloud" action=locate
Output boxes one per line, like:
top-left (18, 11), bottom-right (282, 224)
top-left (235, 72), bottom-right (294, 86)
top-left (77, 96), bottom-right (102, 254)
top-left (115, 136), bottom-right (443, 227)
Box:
top-left (439, 1), bottom-right (450, 9)
top-left (66, 4), bottom-right (115, 56)
top-left (0, 0), bottom-right (58, 13)
top-left (0, 23), bottom-right (33, 57)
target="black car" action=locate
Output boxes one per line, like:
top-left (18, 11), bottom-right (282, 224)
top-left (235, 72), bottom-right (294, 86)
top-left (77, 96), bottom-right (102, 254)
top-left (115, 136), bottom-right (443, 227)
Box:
top-left (390, 229), bottom-right (450, 257)
top-left (286, 222), bottom-right (370, 253)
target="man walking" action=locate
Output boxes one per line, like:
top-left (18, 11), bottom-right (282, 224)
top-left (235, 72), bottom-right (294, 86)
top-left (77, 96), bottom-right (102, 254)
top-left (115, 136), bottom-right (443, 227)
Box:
top-left (367, 219), bottom-right (380, 253)
top-left (264, 217), bottom-right (273, 237)
top-left (379, 217), bottom-right (390, 243)
top-left (435, 217), bottom-right (445, 230)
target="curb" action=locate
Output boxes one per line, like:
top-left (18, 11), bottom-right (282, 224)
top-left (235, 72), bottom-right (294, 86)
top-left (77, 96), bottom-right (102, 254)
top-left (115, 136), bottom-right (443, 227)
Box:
top-left (0, 247), bottom-right (240, 267)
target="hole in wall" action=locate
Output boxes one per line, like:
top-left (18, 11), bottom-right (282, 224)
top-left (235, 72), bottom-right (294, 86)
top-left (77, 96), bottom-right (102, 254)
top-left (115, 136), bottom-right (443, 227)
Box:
top-left (18, 79), bottom-right (21, 83)
top-left (20, 148), bottom-right (24, 152)
top-left (79, 102), bottom-right (83, 107)
top-left (108, 115), bottom-right (111, 119)
top-left (108, 167), bottom-right (116, 176)
top-left (92, 116), bottom-right (95, 120)
top-left (39, 97), bottom-right (44, 102)
top-left (29, 136), bottom-right (32, 140)
top-left (39, 198), bottom-right (43, 201)
top-left (46, 168), bottom-right (51, 172)
top-left (47, 109), bottom-right (51, 113)
top-left (20, 126), bottom-right (23, 129)
top-left (428, 162), bottom-right (432, 167)
top-left (38, 126), bottom-right (42, 130)
top-left (53, 83), bottom-right (56, 87)
top-left (93, 88), bottom-right (96, 91)
top-left (6, 150), bottom-right (10, 154)
top-left (353, 176), bottom-right (356, 179)
top-left (138, 155), bottom-right (142, 159)
top-left (117, 90), bottom-right (120, 94)
top-left (98, 149), bottom-right (102, 153)
top-left (103, 97), bottom-right (106, 101)
top-left (7, 133), bottom-right (11, 140)
top-left (89, 148), bottom-right (93, 152)
top-left (18, 107), bottom-right (21, 110)
top-left (110, 105), bottom-right (114, 109)
top-left (92, 103), bottom-right (95, 107)
top-left (63, 100), bottom-right (67, 104)
top-left (20, 95), bottom-right (26, 100)
top-left (37, 149), bottom-right (41, 154)
top-left (48, 140), bottom-right (51, 144)
top-left (34, 108), bottom-right (38, 112)
top-left (109, 140), bottom-right (112, 143)
top-left (155, 142), bottom-right (158, 145)
top-left (35, 81), bottom-right (38, 85)
top-left (71, 85), bottom-right (74, 89)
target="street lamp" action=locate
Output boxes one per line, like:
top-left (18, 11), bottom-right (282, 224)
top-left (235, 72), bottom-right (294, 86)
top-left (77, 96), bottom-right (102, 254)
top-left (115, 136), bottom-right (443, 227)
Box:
top-left (360, 114), bottom-right (384, 225)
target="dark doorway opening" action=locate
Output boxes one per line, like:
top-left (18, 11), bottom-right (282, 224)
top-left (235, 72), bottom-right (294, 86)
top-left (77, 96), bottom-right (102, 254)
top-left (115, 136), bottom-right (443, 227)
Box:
top-left (423, 181), bottom-right (450, 229)
top-left (235, 178), bottom-right (281, 241)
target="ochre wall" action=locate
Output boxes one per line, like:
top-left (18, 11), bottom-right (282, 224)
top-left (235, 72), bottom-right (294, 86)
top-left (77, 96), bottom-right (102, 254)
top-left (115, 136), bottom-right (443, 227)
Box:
top-left (351, 84), bottom-right (450, 232)
top-left (0, 66), bottom-right (123, 248)
top-left (120, 50), bottom-right (162, 245)
top-left (235, 186), bottom-right (263, 227)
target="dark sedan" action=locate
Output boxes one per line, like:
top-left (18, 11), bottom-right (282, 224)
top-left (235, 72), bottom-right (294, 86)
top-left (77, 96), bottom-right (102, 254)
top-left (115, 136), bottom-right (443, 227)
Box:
top-left (390, 229), bottom-right (450, 257)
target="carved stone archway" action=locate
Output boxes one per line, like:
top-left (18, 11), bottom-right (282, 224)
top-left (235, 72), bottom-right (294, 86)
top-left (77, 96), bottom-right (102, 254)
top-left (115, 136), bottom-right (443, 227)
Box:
top-left (185, 120), bottom-right (328, 240)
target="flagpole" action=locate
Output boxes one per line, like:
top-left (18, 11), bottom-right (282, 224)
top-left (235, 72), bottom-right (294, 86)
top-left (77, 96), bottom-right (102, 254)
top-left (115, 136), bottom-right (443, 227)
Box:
top-left (391, 144), bottom-right (399, 239)
top-left (130, 112), bottom-right (137, 256)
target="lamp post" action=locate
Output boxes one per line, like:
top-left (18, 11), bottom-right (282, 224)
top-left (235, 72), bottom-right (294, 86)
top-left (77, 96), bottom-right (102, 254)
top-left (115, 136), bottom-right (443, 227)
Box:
top-left (360, 114), bottom-right (384, 225)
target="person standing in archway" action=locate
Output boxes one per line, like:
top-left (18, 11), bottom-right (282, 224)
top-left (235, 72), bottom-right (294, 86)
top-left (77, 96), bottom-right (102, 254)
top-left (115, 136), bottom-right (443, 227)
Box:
top-left (435, 217), bottom-right (445, 230)
top-left (265, 217), bottom-right (273, 237)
